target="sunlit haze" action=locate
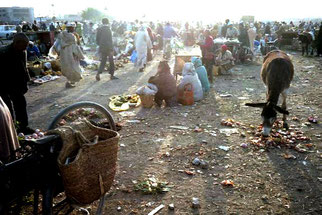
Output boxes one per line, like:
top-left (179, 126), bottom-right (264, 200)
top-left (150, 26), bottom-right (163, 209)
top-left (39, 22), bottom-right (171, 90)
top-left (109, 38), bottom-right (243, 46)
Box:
top-left (2, 0), bottom-right (322, 22)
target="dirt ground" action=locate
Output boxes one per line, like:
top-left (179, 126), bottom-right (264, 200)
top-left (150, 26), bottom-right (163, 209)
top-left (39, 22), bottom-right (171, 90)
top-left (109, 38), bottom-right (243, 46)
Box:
top-left (25, 48), bottom-right (322, 215)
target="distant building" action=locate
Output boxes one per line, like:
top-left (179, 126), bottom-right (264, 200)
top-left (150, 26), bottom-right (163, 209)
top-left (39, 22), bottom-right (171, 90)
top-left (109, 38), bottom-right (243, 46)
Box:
top-left (0, 7), bottom-right (34, 24)
top-left (63, 14), bottom-right (82, 22)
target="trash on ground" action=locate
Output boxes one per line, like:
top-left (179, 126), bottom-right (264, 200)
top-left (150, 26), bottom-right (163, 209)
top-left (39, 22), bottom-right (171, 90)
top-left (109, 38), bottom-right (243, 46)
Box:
top-left (185, 170), bottom-right (195, 176)
top-left (191, 197), bottom-right (200, 208)
top-left (168, 203), bottom-right (175, 210)
top-left (148, 204), bottom-right (165, 215)
top-left (221, 180), bottom-right (234, 186)
top-left (134, 176), bottom-right (172, 194)
top-left (218, 145), bottom-right (230, 151)
top-left (308, 116), bottom-right (318, 124)
top-left (283, 153), bottom-right (297, 159)
top-left (219, 128), bottom-right (239, 136)
top-left (169, 125), bottom-right (189, 130)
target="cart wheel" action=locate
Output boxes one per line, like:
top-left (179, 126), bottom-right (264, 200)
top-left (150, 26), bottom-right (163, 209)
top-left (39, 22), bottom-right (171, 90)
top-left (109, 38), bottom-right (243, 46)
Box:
top-left (48, 101), bottom-right (116, 131)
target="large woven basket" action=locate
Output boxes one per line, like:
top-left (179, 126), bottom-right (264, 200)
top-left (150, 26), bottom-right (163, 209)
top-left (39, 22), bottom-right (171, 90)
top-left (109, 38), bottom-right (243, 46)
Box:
top-left (139, 94), bottom-right (155, 108)
top-left (53, 120), bottom-right (119, 205)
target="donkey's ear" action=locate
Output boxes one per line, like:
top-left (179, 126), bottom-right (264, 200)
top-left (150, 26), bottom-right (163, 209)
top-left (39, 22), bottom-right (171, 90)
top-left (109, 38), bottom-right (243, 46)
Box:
top-left (274, 105), bottom-right (289, 115)
top-left (245, 102), bottom-right (267, 108)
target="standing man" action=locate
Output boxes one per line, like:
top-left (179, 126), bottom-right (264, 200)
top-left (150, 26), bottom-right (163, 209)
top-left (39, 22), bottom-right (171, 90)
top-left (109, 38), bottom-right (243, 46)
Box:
top-left (0, 33), bottom-right (34, 134)
top-left (96, 18), bottom-right (117, 81)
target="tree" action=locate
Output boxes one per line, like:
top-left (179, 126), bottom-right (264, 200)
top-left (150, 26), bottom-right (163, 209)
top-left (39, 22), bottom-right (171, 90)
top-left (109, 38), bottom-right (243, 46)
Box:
top-left (81, 8), bottom-right (106, 22)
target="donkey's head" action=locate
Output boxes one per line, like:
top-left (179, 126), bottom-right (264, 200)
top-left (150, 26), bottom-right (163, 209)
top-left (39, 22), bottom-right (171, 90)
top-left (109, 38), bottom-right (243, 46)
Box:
top-left (245, 102), bottom-right (289, 136)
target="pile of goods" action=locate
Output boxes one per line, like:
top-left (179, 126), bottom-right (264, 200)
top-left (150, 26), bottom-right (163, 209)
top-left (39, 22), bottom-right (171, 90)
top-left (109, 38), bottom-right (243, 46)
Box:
top-left (221, 118), bottom-right (313, 151)
top-left (136, 84), bottom-right (158, 108)
top-left (108, 94), bottom-right (141, 112)
top-left (28, 60), bottom-right (62, 85)
top-left (18, 129), bottom-right (45, 141)
top-left (58, 108), bottom-right (103, 126)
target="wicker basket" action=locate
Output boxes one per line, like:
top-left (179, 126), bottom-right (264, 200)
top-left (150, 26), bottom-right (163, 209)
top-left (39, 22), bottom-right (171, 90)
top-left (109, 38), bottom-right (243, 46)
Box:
top-left (52, 120), bottom-right (119, 205)
top-left (139, 94), bottom-right (155, 108)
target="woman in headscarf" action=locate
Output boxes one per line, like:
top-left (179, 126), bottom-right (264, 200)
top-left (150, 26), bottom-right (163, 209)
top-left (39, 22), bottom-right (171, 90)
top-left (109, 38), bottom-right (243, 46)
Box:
top-left (191, 57), bottom-right (210, 93)
top-left (248, 23), bottom-right (257, 54)
top-left (148, 61), bottom-right (177, 107)
top-left (177, 62), bottom-right (203, 102)
top-left (134, 26), bottom-right (152, 72)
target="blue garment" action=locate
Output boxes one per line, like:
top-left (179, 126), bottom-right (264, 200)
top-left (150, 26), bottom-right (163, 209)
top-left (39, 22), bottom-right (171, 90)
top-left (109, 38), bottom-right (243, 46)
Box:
top-left (27, 45), bottom-right (41, 58)
top-left (163, 25), bottom-right (177, 39)
top-left (191, 57), bottom-right (210, 93)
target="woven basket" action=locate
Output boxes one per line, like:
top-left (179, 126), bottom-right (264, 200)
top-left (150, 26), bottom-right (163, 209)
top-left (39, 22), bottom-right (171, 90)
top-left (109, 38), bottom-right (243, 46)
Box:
top-left (139, 94), bottom-right (155, 108)
top-left (52, 120), bottom-right (119, 205)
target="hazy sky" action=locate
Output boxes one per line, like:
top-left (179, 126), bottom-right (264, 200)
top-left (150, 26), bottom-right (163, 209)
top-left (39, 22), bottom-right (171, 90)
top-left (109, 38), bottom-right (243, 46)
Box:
top-left (2, 0), bottom-right (322, 21)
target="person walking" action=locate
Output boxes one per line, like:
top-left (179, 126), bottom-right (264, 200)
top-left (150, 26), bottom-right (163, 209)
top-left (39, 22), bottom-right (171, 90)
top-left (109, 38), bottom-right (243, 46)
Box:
top-left (96, 18), bottom-right (117, 81)
top-left (134, 26), bottom-right (152, 72)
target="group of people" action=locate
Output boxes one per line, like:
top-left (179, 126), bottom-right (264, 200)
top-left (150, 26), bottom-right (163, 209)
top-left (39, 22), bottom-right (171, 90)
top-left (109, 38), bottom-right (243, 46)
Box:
top-left (147, 58), bottom-right (211, 108)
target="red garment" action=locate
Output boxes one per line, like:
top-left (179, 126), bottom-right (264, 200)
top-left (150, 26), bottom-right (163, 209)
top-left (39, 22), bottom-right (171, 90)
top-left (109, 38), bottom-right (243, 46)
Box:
top-left (147, 27), bottom-right (154, 42)
top-left (201, 35), bottom-right (214, 51)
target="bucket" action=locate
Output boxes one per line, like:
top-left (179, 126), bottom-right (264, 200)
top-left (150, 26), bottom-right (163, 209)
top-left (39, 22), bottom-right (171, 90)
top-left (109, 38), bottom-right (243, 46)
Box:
top-left (139, 94), bottom-right (155, 108)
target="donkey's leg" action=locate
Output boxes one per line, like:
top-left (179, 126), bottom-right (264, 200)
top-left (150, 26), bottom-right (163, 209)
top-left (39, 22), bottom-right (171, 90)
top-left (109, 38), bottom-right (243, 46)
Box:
top-left (281, 91), bottom-right (289, 129)
top-left (306, 44), bottom-right (309, 56)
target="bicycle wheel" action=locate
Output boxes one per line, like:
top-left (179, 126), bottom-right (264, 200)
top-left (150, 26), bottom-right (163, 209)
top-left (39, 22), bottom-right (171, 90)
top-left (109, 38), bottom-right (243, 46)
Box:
top-left (48, 101), bottom-right (116, 131)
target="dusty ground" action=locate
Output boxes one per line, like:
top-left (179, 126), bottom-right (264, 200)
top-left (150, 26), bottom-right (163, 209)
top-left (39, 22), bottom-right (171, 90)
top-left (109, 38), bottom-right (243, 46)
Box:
top-left (25, 49), bottom-right (322, 215)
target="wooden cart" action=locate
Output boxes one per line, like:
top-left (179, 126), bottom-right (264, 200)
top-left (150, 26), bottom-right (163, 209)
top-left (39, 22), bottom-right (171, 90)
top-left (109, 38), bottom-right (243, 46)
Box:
top-left (174, 53), bottom-right (201, 80)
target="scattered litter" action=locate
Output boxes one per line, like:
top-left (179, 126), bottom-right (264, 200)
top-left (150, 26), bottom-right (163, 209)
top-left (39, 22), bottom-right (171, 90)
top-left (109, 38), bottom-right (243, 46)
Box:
top-left (169, 125), bottom-right (189, 130)
top-left (192, 157), bottom-right (201, 165)
top-left (218, 146), bottom-right (230, 151)
top-left (238, 97), bottom-right (248, 100)
top-left (117, 206), bottom-right (122, 211)
top-left (194, 126), bottom-right (203, 132)
top-left (221, 180), bottom-right (234, 186)
top-left (148, 204), bottom-right (164, 215)
top-left (119, 111), bottom-right (136, 117)
top-left (126, 119), bottom-right (140, 124)
top-left (219, 94), bottom-right (232, 97)
top-left (168, 203), bottom-right (175, 210)
top-left (283, 153), bottom-right (297, 159)
top-left (302, 65), bottom-right (315, 69)
top-left (219, 128), bottom-right (239, 136)
top-left (200, 160), bottom-right (209, 169)
top-left (120, 144), bottom-right (125, 147)
top-left (134, 176), bottom-right (172, 194)
top-left (33, 75), bottom-right (60, 84)
top-left (292, 116), bottom-right (299, 121)
top-left (191, 197), bottom-right (200, 208)
top-left (308, 116), bottom-right (318, 124)
top-left (185, 170), bottom-right (195, 176)
top-left (240, 143), bottom-right (248, 148)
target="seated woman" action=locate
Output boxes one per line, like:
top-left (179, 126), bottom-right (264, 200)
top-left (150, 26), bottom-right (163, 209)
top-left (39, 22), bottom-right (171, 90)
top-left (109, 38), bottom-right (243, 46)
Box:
top-left (0, 97), bottom-right (20, 163)
top-left (178, 62), bottom-right (203, 102)
top-left (148, 61), bottom-right (177, 107)
top-left (191, 57), bottom-right (210, 93)
top-left (27, 41), bottom-right (41, 61)
top-left (215, 44), bottom-right (235, 74)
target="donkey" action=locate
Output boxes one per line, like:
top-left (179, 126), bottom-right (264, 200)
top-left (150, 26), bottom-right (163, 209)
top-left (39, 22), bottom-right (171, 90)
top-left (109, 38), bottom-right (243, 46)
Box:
top-left (246, 50), bottom-right (294, 136)
top-left (298, 32), bottom-right (313, 56)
